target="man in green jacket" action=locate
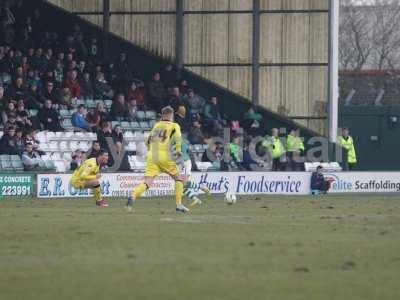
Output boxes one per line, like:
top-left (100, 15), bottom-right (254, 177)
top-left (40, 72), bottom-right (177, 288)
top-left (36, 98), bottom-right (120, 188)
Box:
top-left (262, 128), bottom-right (285, 171)
top-left (339, 127), bottom-right (357, 171)
top-left (286, 128), bottom-right (304, 171)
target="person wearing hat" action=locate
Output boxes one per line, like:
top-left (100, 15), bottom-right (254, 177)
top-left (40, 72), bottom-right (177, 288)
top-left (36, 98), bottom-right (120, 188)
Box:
top-left (339, 127), bottom-right (357, 171)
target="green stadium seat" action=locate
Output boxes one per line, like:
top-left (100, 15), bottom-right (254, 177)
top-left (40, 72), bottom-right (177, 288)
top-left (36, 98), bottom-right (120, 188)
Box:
top-left (111, 121), bottom-right (120, 128)
top-left (145, 111), bottom-right (156, 120)
top-left (120, 121), bottom-right (131, 130)
top-left (29, 109), bottom-right (38, 116)
top-left (136, 111), bottom-right (146, 120)
top-left (59, 109), bottom-right (71, 117)
top-left (130, 121), bottom-right (141, 130)
top-left (140, 121), bottom-right (150, 130)
top-left (11, 158), bottom-right (24, 171)
top-left (0, 155), bottom-right (12, 171)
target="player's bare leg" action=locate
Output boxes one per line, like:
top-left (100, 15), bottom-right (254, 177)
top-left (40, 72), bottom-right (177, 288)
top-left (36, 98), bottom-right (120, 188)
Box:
top-left (84, 179), bottom-right (108, 207)
top-left (126, 177), bottom-right (154, 211)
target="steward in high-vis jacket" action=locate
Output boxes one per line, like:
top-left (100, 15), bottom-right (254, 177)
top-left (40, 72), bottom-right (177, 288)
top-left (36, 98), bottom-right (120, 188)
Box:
top-left (286, 128), bottom-right (305, 171)
top-left (339, 127), bottom-right (357, 171)
top-left (262, 128), bottom-right (285, 171)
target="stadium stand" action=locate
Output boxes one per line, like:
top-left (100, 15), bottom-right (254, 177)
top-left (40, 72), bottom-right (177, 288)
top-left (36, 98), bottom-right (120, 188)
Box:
top-left (0, 0), bottom-right (341, 173)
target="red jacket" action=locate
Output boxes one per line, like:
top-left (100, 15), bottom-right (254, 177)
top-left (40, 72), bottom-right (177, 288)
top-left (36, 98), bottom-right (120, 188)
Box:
top-left (63, 78), bottom-right (81, 98)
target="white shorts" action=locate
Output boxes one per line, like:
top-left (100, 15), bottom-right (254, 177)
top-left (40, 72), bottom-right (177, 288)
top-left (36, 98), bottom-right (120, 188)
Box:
top-left (180, 160), bottom-right (192, 177)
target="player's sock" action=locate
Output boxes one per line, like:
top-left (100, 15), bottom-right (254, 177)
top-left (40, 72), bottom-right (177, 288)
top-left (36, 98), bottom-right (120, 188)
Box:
top-left (132, 182), bottom-right (149, 199)
top-left (175, 180), bottom-right (184, 206)
top-left (199, 183), bottom-right (210, 194)
top-left (93, 185), bottom-right (102, 202)
top-left (184, 187), bottom-right (197, 199)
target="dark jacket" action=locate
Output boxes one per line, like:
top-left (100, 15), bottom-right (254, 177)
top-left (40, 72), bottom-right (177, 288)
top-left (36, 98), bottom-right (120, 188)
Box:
top-left (311, 172), bottom-right (325, 190)
top-left (37, 107), bottom-right (63, 131)
top-left (0, 134), bottom-right (18, 155)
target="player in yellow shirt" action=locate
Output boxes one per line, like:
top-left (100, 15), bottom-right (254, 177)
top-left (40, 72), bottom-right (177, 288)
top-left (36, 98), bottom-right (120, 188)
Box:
top-left (127, 106), bottom-right (188, 212)
top-left (70, 149), bottom-right (109, 207)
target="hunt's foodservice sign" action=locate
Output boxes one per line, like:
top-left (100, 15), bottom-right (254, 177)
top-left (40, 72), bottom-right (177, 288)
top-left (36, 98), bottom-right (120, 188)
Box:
top-left (36, 172), bottom-right (310, 198)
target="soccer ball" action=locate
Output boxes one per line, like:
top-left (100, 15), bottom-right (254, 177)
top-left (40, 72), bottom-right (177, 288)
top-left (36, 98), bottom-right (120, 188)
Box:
top-left (225, 193), bottom-right (237, 205)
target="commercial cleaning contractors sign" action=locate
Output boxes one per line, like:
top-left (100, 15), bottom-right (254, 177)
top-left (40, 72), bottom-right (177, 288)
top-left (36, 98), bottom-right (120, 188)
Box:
top-left (36, 172), bottom-right (310, 198)
top-left (0, 174), bottom-right (34, 197)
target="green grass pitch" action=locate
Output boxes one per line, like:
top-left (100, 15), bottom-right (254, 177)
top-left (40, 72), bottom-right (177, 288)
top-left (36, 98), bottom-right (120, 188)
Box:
top-left (1, 194), bottom-right (400, 300)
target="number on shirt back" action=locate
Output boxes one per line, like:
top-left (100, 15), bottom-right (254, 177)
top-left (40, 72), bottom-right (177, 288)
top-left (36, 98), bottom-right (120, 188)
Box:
top-left (152, 129), bottom-right (167, 142)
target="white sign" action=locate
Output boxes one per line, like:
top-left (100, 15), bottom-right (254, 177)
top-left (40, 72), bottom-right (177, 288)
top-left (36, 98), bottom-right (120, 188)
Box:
top-left (36, 172), bottom-right (310, 198)
top-left (323, 172), bottom-right (400, 193)
top-left (36, 172), bottom-right (400, 198)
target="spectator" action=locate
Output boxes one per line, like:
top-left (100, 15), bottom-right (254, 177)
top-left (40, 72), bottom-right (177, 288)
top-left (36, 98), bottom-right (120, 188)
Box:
top-left (79, 72), bottom-right (93, 100)
top-left (112, 124), bottom-right (124, 154)
top-left (242, 105), bottom-right (262, 136)
top-left (88, 38), bottom-right (99, 62)
top-left (88, 140), bottom-right (101, 158)
top-left (174, 105), bottom-right (189, 133)
top-left (286, 128), bottom-right (304, 171)
top-left (93, 72), bottom-right (113, 100)
top-left (71, 104), bottom-right (91, 130)
top-left (14, 127), bottom-right (24, 155)
top-left (126, 81), bottom-right (145, 109)
top-left (24, 129), bottom-right (42, 153)
top-left (30, 48), bottom-right (47, 73)
top-left (242, 139), bottom-right (266, 171)
top-left (169, 86), bottom-right (185, 111)
top-left (179, 79), bottom-right (189, 96)
top-left (63, 69), bottom-right (80, 98)
top-left (76, 60), bottom-right (86, 78)
top-left (96, 120), bottom-right (114, 166)
top-left (21, 142), bottom-right (43, 171)
top-left (310, 165), bottom-right (331, 194)
top-left (97, 120), bottom-right (113, 151)
top-left (7, 77), bottom-right (26, 101)
top-left (26, 69), bottom-right (41, 88)
top-left (25, 83), bottom-right (42, 109)
top-left (110, 93), bottom-right (129, 121)
top-left (229, 135), bottom-right (245, 170)
top-left (203, 96), bottom-right (225, 136)
top-left (126, 98), bottom-right (137, 121)
top-left (0, 85), bottom-right (10, 114)
top-left (87, 102), bottom-right (107, 128)
top-left (188, 120), bottom-right (205, 145)
top-left (41, 80), bottom-right (57, 103)
top-left (70, 150), bottom-right (83, 171)
top-left (37, 99), bottom-right (63, 131)
top-left (147, 72), bottom-right (166, 112)
top-left (0, 125), bottom-right (18, 154)
top-left (115, 52), bottom-right (131, 86)
top-left (55, 87), bottom-right (72, 108)
top-left (339, 127), bottom-right (357, 171)
top-left (185, 89), bottom-right (205, 115)
top-left (5, 111), bottom-right (18, 128)
top-left (160, 64), bottom-right (175, 87)
top-left (53, 59), bottom-right (64, 87)
top-left (16, 110), bottom-right (35, 131)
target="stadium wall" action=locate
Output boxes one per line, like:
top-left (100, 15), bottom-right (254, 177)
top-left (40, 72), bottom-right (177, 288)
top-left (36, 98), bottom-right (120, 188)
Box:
top-left (45, 0), bottom-right (329, 135)
top-left (340, 106), bottom-right (400, 171)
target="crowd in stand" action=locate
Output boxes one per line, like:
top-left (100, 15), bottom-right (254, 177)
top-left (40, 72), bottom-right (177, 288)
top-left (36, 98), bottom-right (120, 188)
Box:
top-left (0, 0), bottom-right (322, 173)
